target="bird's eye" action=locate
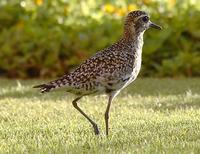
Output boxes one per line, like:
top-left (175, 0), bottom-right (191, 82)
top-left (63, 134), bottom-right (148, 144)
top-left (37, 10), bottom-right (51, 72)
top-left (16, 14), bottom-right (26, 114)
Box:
top-left (142, 16), bottom-right (149, 23)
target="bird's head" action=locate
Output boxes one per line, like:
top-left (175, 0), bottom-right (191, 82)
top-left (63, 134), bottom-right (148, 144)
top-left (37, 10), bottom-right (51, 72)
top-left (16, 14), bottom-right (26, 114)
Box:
top-left (124, 10), bottom-right (162, 38)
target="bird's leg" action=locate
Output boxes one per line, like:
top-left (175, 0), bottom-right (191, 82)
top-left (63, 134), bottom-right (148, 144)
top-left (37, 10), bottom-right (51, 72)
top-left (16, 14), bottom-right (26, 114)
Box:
top-left (72, 97), bottom-right (100, 135)
top-left (105, 91), bottom-right (119, 136)
top-left (105, 96), bottom-right (112, 136)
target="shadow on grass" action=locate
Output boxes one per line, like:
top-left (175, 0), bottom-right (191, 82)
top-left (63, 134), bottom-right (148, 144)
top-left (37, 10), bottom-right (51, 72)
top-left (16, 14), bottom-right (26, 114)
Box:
top-left (1, 78), bottom-right (200, 112)
top-left (0, 90), bottom-right (69, 100)
top-left (1, 89), bottom-right (200, 112)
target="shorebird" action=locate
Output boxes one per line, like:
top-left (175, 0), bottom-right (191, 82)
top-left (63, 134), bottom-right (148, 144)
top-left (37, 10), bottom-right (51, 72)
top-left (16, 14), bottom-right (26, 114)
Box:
top-left (34, 10), bottom-right (162, 136)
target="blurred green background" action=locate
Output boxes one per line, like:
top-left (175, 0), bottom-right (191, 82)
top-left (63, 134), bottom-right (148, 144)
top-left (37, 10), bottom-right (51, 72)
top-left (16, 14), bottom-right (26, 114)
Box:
top-left (0, 0), bottom-right (200, 78)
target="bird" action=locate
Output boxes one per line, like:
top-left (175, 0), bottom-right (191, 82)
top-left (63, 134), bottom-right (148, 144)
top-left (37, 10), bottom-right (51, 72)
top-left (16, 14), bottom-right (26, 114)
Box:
top-left (34, 10), bottom-right (162, 136)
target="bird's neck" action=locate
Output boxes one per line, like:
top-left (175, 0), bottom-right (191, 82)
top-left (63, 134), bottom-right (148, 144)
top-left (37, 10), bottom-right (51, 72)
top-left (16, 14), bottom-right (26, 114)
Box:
top-left (122, 29), bottom-right (144, 54)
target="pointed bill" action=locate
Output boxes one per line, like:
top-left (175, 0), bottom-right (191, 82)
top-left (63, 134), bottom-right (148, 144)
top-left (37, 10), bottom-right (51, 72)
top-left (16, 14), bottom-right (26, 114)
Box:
top-left (149, 22), bottom-right (162, 30)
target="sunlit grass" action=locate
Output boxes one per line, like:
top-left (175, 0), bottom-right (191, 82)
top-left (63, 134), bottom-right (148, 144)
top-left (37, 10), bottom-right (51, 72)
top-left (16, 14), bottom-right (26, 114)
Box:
top-left (0, 78), bottom-right (200, 153)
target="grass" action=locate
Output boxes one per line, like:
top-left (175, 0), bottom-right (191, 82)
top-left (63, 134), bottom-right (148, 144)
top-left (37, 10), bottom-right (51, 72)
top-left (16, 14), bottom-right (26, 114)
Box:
top-left (0, 78), bottom-right (200, 153)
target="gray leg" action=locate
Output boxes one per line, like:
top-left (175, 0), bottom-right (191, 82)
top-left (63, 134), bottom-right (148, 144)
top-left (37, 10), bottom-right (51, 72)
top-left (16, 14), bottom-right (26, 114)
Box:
top-left (72, 97), bottom-right (99, 135)
top-left (105, 91), bottom-right (119, 136)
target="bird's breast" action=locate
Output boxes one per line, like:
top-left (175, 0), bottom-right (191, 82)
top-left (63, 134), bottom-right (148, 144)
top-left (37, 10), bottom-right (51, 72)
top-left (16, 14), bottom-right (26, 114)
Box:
top-left (120, 50), bottom-right (142, 89)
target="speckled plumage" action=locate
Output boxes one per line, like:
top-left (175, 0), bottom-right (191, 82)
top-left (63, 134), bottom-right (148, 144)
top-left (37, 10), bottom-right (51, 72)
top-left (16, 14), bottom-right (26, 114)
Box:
top-left (34, 10), bottom-right (162, 136)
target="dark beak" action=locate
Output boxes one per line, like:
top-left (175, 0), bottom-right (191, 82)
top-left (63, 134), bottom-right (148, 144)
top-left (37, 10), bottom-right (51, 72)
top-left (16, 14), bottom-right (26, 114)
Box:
top-left (149, 22), bottom-right (162, 30)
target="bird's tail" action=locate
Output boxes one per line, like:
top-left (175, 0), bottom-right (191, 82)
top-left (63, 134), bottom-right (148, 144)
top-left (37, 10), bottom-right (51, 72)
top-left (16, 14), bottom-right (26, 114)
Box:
top-left (33, 76), bottom-right (69, 93)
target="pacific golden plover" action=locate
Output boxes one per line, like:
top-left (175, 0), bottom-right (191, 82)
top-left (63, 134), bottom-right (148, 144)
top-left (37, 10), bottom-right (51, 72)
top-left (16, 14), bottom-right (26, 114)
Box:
top-left (34, 10), bottom-right (162, 136)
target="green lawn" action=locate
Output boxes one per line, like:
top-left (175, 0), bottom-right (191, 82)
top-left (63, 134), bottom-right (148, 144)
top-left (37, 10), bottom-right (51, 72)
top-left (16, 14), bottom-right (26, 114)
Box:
top-left (0, 78), bottom-right (200, 153)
